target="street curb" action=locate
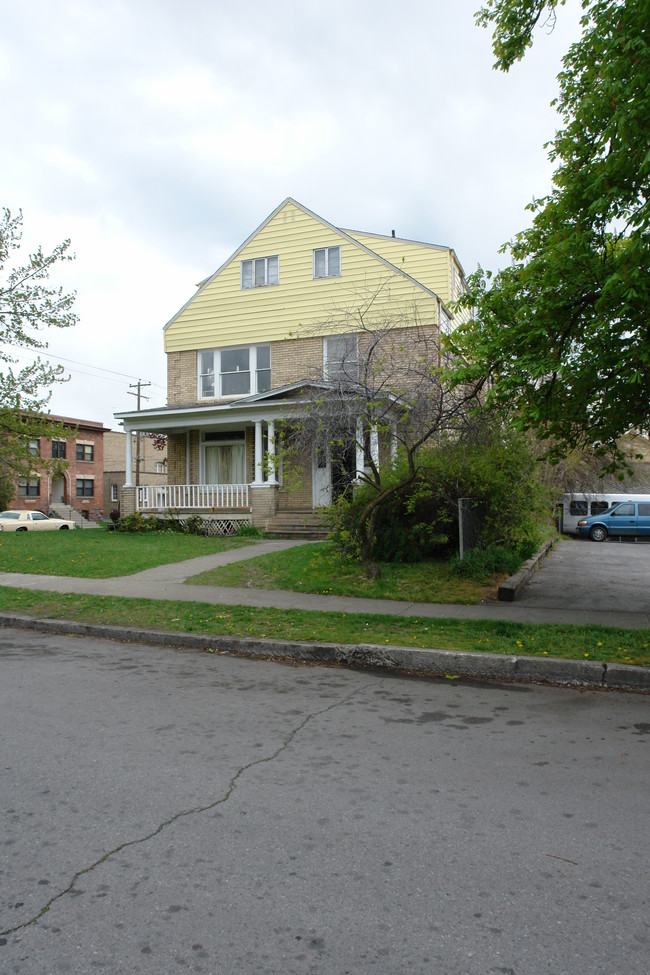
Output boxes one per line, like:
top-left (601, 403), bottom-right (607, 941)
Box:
top-left (1, 613), bottom-right (648, 692)
top-left (498, 538), bottom-right (555, 602)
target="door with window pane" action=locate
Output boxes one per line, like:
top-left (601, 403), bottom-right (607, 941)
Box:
top-left (204, 444), bottom-right (245, 484)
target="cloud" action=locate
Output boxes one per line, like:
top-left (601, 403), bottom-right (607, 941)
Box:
top-left (0, 0), bottom-right (584, 426)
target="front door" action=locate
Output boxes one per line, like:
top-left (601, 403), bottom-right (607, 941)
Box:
top-left (52, 476), bottom-right (65, 503)
top-left (312, 446), bottom-right (331, 507)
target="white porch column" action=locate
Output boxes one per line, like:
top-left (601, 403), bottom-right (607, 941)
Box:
top-left (390, 421), bottom-right (398, 465)
top-left (355, 418), bottom-right (365, 480)
top-left (253, 420), bottom-right (264, 485)
top-left (124, 429), bottom-right (133, 486)
top-left (370, 423), bottom-right (380, 469)
top-left (267, 419), bottom-right (277, 484)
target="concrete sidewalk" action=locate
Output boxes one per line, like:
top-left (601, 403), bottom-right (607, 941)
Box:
top-left (1, 538), bottom-right (648, 628)
top-left (1, 538), bottom-right (648, 691)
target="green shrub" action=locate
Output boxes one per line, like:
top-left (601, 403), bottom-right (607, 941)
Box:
top-left (327, 418), bottom-right (551, 564)
top-left (235, 523), bottom-right (265, 538)
top-left (114, 512), bottom-right (163, 533)
top-left (450, 544), bottom-right (524, 582)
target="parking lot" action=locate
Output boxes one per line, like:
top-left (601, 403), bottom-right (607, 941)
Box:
top-left (517, 537), bottom-right (650, 621)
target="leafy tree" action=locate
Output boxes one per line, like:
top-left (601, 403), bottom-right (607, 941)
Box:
top-left (328, 415), bottom-right (549, 565)
top-left (449, 0), bottom-right (650, 464)
top-left (279, 288), bottom-right (484, 578)
top-left (0, 207), bottom-right (78, 489)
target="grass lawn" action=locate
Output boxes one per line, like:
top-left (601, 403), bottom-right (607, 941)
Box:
top-left (0, 587), bottom-right (648, 667)
top-left (0, 530), bottom-right (255, 578)
top-left (188, 541), bottom-right (501, 604)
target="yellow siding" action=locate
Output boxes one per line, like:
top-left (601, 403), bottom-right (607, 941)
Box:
top-left (345, 231), bottom-right (452, 303)
top-left (164, 201), bottom-right (440, 354)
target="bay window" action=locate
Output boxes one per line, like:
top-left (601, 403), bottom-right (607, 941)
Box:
top-left (199, 345), bottom-right (271, 398)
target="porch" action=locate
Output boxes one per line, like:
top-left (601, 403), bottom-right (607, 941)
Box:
top-left (137, 483), bottom-right (250, 512)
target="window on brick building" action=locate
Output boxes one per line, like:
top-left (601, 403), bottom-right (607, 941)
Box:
top-left (76, 443), bottom-right (94, 462)
top-left (199, 345), bottom-right (271, 398)
top-left (324, 334), bottom-right (358, 384)
top-left (76, 478), bottom-right (94, 497)
top-left (52, 440), bottom-right (66, 459)
top-left (18, 478), bottom-right (40, 497)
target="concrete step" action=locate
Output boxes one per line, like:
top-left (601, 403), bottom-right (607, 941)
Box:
top-left (49, 504), bottom-right (101, 529)
top-left (265, 510), bottom-right (329, 540)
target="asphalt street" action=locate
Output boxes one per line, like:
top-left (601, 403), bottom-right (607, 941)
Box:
top-left (1, 627), bottom-right (648, 975)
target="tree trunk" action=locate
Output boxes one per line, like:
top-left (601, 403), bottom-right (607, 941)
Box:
top-left (359, 506), bottom-right (381, 579)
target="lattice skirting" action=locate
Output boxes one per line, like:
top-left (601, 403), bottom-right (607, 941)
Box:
top-left (168, 515), bottom-right (252, 536)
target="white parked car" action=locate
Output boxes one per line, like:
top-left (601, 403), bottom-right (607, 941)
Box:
top-left (0, 510), bottom-right (76, 532)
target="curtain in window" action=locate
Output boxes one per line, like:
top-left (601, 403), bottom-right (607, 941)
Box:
top-left (205, 444), bottom-right (245, 484)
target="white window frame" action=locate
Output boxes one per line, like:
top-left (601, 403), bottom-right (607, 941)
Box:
top-left (241, 255), bottom-right (279, 289)
top-left (111, 484), bottom-right (119, 502)
top-left (323, 334), bottom-right (359, 384)
top-left (198, 345), bottom-right (271, 399)
top-left (313, 245), bottom-right (341, 279)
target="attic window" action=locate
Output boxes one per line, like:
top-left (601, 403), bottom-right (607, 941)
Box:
top-left (241, 255), bottom-right (279, 289)
top-left (313, 246), bottom-right (341, 278)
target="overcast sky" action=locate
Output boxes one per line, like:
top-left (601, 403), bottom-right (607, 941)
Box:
top-left (0, 0), bottom-right (583, 430)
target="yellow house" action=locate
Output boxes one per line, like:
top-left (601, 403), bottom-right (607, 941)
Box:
top-left (114, 198), bottom-right (468, 533)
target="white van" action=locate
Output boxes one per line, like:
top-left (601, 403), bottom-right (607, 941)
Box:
top-left (558, 493), bottom-right (650, 535)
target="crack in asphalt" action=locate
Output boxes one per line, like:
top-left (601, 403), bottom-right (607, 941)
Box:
top-left (0, 686), bottom-right (360, 942)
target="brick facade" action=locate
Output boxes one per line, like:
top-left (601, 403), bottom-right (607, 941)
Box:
top-left (11, 416), bottom-right (110, 522)
top-left (167, 336), bottom-right (325, 407)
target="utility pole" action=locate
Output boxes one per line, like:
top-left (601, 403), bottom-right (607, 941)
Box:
top-left (127, 381), bottom-right (151, 487)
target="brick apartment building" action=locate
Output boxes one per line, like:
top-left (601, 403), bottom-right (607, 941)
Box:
top-left (12, 415), bottom-right (110, 523)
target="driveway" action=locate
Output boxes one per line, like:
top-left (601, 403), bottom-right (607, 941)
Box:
top-left (518, 538), bottom-right (650, 621)
top-left (1, 627), bottom-right (648, 975)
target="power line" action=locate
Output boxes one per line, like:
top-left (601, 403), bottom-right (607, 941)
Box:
top-left (3, 343), bottom-right (166, 391)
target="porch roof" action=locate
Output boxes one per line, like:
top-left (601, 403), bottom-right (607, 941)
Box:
top-left (113, 381), bottom-right (323, 434)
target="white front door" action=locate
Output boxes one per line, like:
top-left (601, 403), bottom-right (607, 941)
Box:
top-left (52, 476), bottom-right (65, 503)
top-left (312, 446), bottom-right (332, 507)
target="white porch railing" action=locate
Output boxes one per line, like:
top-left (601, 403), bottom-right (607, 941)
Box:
top-left (137, 484), bottom-right (250, 511)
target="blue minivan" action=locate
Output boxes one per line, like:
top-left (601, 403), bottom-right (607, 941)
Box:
top-left (576, 501), bottom-right (650, 541)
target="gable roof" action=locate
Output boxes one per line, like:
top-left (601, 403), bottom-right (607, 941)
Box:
top-left (163, 198), bottom-right (452, 333)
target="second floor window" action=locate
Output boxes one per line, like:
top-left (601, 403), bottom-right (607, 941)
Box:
top-left (52, 440), bottom-right (66, 459)
top-left (199, 345), bottom-right (271, 398)
top-left (28, 439), bottom-right (40, 457)
top-left (314, 246), bottom-right (341, 278)
top-left (76, 443), bottom-right (94, 462)
top-left (324, 334), bottom-right (358, 384)
top-left (241, 255), bottom-right (279, 289)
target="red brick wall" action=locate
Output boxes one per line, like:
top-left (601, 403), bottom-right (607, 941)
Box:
top-left (12, 421), bottom-right (107, 522)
